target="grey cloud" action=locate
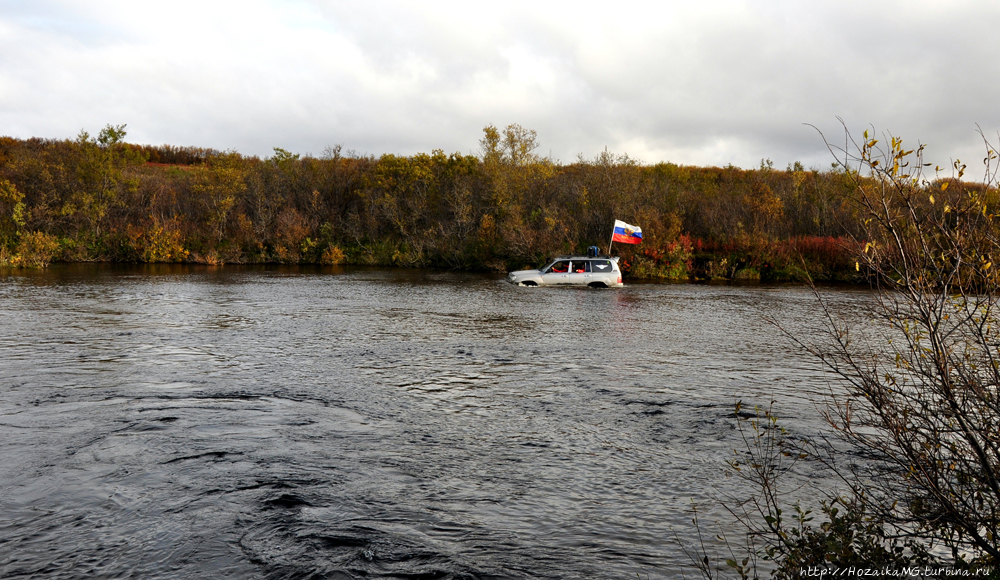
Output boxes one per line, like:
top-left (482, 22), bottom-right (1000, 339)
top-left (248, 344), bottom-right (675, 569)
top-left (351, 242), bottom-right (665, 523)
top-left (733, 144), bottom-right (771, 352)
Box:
top-left (2, 0), bottom-right (1000, 172)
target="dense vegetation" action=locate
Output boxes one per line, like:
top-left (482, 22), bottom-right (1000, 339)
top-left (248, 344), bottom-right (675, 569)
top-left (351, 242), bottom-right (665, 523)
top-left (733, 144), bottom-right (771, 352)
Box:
top-left (0, 123), bottom-right (890, 280)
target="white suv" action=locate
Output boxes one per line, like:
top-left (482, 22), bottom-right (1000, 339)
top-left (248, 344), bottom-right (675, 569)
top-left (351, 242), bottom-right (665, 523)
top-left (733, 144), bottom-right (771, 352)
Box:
top-left (506, 256), bottom-right (623, 288)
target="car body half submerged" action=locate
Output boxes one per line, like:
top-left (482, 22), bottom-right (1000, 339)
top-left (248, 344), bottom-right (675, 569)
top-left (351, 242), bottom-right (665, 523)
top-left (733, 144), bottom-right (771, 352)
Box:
top-left (506, 255), bottom-right (623, 288)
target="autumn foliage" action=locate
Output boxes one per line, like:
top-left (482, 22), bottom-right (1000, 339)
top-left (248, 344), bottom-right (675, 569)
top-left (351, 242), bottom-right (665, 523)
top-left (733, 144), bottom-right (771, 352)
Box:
top-left (0, 124), bottom-right (870, 279)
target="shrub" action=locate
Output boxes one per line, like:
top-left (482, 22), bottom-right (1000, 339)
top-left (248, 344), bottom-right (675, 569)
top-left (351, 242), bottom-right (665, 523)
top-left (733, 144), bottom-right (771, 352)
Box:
top-left (5, 231), bottom-right (61, 267)
top-left (320, 244), bottom-right (346, 265)
top-left (126, 221), bottom-right (189, 262)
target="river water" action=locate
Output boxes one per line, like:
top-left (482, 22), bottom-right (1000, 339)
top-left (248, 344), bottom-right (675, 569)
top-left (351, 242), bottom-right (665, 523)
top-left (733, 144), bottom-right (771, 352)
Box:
top-left (0, 265), bottom-right (872, 579)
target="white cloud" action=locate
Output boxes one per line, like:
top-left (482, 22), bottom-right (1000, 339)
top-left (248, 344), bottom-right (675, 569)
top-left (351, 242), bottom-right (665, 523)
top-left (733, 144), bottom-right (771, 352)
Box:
top-left (2, 0), bottom-right (1000, 170)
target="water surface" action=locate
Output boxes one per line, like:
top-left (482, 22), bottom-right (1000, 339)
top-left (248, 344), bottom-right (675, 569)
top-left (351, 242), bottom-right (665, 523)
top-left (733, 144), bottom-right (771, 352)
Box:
top-left (0, 265), bottom-right (870, 579)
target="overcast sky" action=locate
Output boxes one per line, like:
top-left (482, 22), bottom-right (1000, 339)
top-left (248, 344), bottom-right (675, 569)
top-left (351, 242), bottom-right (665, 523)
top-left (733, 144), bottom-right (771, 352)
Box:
top-left (2, 0), bottom-right (1000, 172)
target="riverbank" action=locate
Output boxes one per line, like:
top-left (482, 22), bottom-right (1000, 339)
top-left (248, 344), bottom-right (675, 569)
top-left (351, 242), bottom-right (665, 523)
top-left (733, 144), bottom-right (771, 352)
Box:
top-left (1, 125), bottom-right (870, 281)
top-left (0, 233), bottom-right (862, 283)
top-left (6, 123), bottom-right (987, 285)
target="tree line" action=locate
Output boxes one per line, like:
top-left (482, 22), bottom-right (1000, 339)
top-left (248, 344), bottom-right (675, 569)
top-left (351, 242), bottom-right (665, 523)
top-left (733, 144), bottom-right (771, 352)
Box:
top-left (0, 123), bottom-right (946, 280)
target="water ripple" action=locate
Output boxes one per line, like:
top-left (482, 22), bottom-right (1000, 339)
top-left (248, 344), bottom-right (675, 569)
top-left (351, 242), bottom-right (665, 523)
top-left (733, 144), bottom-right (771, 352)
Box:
top-left (0, 265), bottom-right (873, 578)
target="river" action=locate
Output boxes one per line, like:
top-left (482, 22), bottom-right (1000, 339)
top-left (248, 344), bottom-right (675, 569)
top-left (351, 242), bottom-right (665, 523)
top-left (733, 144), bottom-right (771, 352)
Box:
top-left (0, 264), bottom-right (873, 579)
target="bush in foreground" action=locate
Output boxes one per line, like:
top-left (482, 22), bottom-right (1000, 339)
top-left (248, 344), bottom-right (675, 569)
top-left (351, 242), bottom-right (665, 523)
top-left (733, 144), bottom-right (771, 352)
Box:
top-left (696, 128), bottom-right (1000, 578)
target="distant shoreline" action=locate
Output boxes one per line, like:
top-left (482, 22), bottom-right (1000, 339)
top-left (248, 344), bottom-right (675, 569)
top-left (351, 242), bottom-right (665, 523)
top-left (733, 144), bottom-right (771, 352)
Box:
top-left (0, 125), bottom-right (928, 283)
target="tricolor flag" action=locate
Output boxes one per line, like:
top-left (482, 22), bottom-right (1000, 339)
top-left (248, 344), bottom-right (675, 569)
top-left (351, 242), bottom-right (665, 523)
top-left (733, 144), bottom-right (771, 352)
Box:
top-left (612, 220), bottom-right (643, 244)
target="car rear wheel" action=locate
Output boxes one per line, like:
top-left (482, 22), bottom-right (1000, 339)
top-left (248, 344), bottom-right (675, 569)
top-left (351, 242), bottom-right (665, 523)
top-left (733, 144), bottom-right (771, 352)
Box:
top-left (588, 282), bottom-right (607, 288)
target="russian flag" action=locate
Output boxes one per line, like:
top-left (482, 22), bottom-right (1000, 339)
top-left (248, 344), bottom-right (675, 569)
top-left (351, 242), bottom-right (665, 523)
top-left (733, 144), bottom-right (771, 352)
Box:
top-left (612, 220), bottom-right (643, 244)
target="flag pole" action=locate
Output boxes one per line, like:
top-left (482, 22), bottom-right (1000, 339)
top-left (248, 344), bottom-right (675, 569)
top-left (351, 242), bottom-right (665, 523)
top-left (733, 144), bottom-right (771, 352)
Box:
top-left (608, 226), bottom-right (614, 256)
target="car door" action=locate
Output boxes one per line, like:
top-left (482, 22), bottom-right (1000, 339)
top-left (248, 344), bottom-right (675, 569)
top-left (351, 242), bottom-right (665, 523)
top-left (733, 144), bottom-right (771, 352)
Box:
top-left (588, 259), bottom-right (614, 284)
top-left (540, 260), bottom-right (571, 285)
top-left (568, 260), bottom-right (591, 285)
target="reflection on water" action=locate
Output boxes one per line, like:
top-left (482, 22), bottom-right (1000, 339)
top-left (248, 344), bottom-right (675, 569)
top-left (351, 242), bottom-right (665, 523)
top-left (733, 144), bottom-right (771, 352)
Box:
top-left (0, 264), bottom-right (873, 579)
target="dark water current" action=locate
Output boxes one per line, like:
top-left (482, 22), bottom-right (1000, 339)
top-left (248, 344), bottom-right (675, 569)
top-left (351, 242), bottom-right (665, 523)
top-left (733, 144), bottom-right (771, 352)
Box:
top-left (0, 264), bottom-right (874, 579)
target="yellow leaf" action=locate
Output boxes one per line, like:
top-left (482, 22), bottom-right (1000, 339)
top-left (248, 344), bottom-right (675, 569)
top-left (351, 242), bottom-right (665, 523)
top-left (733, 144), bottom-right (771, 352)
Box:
top-left (929, 195), bottom-right (935, 205)
top-left (942, 181), bottom-right (949, 191)
top-left (855, 261), bottom-right (860, 271)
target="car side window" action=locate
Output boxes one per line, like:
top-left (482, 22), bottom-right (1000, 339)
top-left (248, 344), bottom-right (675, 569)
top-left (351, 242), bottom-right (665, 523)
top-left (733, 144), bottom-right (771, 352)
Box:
top-left (591, 260), bottom-right (612, 273)
top-left (572, 261), bottom-right (589, 273)
top-left (548, 261), bottom-right (570, 273)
